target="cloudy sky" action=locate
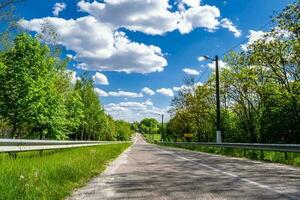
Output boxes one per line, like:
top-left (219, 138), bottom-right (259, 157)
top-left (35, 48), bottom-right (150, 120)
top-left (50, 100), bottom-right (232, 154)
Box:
top-left (16, 0), bottom-right (292, 122)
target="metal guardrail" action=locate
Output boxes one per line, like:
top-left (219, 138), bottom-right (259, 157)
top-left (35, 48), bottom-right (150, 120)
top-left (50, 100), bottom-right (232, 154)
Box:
top-left (157, 142), bottom-right (300, 153)
top-left (0, 139), bottom-right (131, 153)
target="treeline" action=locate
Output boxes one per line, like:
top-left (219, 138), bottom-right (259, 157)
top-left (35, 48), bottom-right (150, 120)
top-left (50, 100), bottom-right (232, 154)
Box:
top-left (166, 1), bottom-right (300, 144)
top-left (137, 118), bottom-right (160, 135)
top-left (133, 118), bottom-right (164, 141)
top-left (0, 33), bottom-right (133, 140)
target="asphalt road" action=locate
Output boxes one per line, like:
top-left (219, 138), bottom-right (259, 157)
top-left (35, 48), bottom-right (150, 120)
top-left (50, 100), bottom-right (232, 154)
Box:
top-left (68, 134), bottom-right (300, 200)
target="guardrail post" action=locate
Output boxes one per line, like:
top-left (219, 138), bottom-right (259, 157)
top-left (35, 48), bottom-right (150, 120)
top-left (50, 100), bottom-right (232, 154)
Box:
top-left (284, 152), bottom-right (288, 160)
top-left (9, 152), bottom-right (17, 159)
top-left (260, 150), bottom-right (264, 160)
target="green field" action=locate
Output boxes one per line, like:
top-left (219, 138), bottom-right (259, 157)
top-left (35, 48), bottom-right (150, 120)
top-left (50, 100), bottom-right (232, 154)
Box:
top-left (0, 143), bottom-right (131, 200)
top-left (160, 143), bottom-right (300, 167)
top-left (144, 133), bottom-right (161, 142)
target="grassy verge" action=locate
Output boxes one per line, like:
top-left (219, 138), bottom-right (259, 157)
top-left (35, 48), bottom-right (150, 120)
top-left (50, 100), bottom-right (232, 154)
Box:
top-left (0, 143), bottom-right (131, 200)
top-left (160, 143), bottom-right (300, 167)
top-left (144, 133), bottom-right (161, 142)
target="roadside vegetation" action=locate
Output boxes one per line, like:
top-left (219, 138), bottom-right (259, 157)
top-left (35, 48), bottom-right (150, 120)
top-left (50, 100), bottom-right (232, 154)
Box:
top-left (0, 143), bottom-right (131, 200)
top-left (0, 33), bottom-right (133, 141)
top-left (0, 1), bottom-right (133, 141)
top-left (160, 143), bottom-right (300, 167)
top-left (135, 1), bottom-right (300, 167)
top-left (135, 118), bottom-right (163, 142)
top-left (144, 133), bottom-right (161, 142)
top-left (0, 2), bottom-right (134, 197)
top-left (161, 0), bottom-right (300, 144)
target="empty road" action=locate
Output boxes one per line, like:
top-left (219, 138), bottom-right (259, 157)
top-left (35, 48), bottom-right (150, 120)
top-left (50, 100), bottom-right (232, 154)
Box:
top-left (68, 134), bottom-right (300, 200)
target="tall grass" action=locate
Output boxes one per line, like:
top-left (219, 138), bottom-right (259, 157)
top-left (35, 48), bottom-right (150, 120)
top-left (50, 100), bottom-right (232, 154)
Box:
top-left (0, 143), bottom-right (131, 200)
top-left (160, 143), bottom-right (300, 167)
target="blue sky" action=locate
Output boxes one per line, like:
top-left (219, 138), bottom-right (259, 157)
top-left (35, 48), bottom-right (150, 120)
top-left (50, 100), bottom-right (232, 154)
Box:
top-left (16, 0), bottom-right (293, 122)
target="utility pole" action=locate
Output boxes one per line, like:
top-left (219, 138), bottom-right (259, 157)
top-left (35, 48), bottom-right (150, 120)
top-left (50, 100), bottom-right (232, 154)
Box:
top-left (215, 55), bottom-right (222, 143)
top-left (200, 55), bottom-right (222, 143)
top-left (161, 114), bottom-right (164, 141)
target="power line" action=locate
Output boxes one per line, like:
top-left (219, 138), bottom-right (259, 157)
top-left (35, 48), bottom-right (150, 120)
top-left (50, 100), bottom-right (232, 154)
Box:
top-left (196, 19), bottom-right (275, 83)
top-left (196, 65), bottom-right (210, 83)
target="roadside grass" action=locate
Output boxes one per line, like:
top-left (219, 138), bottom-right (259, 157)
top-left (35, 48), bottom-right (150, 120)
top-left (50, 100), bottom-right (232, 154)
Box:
top-left (144, 134), bottom-right (161, 142)
top-left (0, 143), bottom-right (131, 200)
top-left (160, 143), bottom-right (300, 167)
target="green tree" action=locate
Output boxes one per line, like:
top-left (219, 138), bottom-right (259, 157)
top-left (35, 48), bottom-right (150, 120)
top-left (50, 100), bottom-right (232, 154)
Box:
top-left (166, 0), bottom-right (300, 144)
top-left (0, 33), bottom-right (65, 138)
top-left (115, 120), bottom-right (133, 141)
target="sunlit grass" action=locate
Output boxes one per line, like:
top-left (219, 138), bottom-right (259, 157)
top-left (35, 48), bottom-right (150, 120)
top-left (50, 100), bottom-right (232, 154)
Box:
top-left (0, 143), bottom-right (131, 200)
top-left (144, 133), bottom-right (161, 142)
top-left (160, 143), bottom-right (300, 167)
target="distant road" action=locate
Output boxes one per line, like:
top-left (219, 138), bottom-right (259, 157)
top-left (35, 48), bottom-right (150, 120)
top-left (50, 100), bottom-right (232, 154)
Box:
top-left (68, 134), bottom-right (300, 200)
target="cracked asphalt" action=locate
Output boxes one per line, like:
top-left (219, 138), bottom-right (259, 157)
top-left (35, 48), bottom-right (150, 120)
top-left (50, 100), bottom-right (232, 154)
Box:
top-left (67, 134), bottom-right (300, 200)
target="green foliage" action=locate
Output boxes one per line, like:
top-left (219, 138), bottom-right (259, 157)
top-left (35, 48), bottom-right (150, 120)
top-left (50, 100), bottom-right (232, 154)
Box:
top-left (0, 143), bottom-right (131, 200)
top-left (166, 1), bottom-right (300, 144)
top-left (75, 77), bottom-right (106, 140)
top-left (139, 118), bottom-right (160, 134)
top-left (0, 33), bottom-right (60, 138)
top-left (160, 143), bottom-right (300, 167)
top-left (0, 33), bottom-right (132, 141)
top-left (144, 133), bottom-right (161, 142)
top-left (115, 120), bottom-right (133, 141)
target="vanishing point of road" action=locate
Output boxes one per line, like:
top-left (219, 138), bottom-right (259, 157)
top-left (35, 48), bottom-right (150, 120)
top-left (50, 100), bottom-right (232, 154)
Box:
top-left (68, 134), bottom-right (300, 200)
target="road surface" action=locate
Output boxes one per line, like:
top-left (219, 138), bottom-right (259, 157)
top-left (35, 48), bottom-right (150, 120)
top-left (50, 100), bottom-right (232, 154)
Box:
top-left (68, 134), bottom-right (300, 200)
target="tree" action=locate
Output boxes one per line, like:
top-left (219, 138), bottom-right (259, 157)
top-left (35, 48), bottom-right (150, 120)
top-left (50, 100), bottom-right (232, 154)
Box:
top-left (0, 34), bottom-right (61, 138)
top-left (139, 118), bottom-right (159, 135)
top-left (166, 0), bottom-right (300, 144)
top-left (115, 120), bottom-right (133, 141)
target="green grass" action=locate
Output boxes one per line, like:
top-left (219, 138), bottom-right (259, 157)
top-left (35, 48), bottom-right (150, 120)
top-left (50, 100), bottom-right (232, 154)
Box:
top-left (0, 143), bottom-right (131, 200)
top-left (160, 143), bottom-right (300, 167)
top-left (144, 133), bottom-right (161, 142)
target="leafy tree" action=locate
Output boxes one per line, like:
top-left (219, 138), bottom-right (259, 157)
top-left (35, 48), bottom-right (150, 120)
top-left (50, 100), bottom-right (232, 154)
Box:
top-left (115, 120), bottom-right (133, 141)
top-left (65, 84), bottom-right (84, 140)
top-left (0, 33), bottom-right (64, 138)
top-left (139, 118), bottom-right (159, 135)
top-left (166, 0), bottom-right (300, 144)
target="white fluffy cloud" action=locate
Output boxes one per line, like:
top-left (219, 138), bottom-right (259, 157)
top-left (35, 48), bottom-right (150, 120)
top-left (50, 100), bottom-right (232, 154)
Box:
top-left (156, 88), bottom-right (174, 97)
top-left (78, 0), bottom-right (178, 35)
top-left (177, 4), bottom-right (220, 33)
top-left (241, 30), bottom-right (266, 51)
top-left (241, 28), bottom-right (293, 51)
top-left (173, 82), bottom-right (203, 92)
top-left (109, 91), bottom-right (143, 98)
top-left (198, 56), bottom-right (207, 62)
top-left (104, 100), bottom-right (170, 122)
top-left (94, 88), bottom-right (108, 97)
top-left (94, 88), bottom-right (143, 98)
top-left (181, 0), bottom-right (200, 7)
top-left (78, 0), bottom-right (240, 36)
top-left (220, 18), bottom-right (241, 38)
top-left (53, 2), bottom-right (66, 17)
top-left (20, 0), bottom-right (240, 76)
top-left (93, 72), bottom-right (109, 85)
top-left (208, 60), bottom-right (227, 70)
top-left (19, 16), bottom-right (167, 74)
top-left (173, 85), bottom-right (190, 92)
top-left (182, 68), bottom-right (200, 75)
top-left (141, 87), bottom-right (155, 96)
